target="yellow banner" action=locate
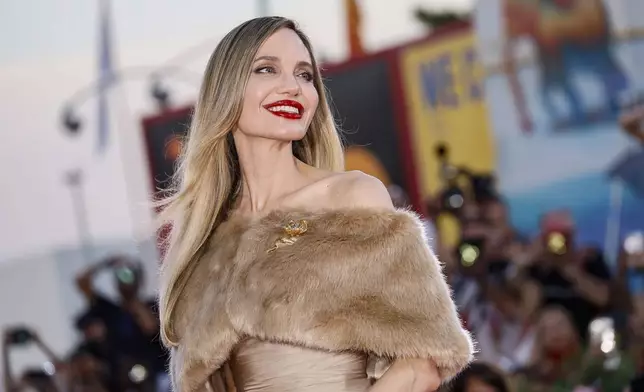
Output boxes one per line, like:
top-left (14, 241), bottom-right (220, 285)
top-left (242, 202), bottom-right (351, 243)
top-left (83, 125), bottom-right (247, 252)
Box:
top-left (399, 30), bottom-right (496, 244)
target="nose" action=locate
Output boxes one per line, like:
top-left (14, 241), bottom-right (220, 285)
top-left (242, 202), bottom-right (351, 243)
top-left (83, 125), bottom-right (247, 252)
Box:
top-left (276, 74), bottom-right (301, 96)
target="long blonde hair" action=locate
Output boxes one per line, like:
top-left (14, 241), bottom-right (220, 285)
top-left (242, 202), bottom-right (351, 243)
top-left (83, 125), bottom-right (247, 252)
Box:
top-left (157, 17), bottom-right (344, 347)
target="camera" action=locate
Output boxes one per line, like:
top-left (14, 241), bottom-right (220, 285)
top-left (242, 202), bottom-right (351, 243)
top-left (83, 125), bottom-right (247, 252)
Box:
top-left (434, 144), bottom-right (497, 214)
top-left (541, 211), bottom-right (574, 256)
top-left (470, 174), bottom-right (497, 203)
top-left (545, 231), bottom-right (569, 255)
top-left (7, 327), bottom-right (33, 345)
top-left (115, 266), bottom-right (136, 285)
top-left (441, 185), bottom-right (465, 213)
top-left (457, 237), bottom-right (486, 268)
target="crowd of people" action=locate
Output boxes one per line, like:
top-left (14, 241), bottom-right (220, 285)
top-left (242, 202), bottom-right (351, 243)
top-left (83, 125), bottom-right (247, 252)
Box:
top-left (3, 257), bottom-right (169, 392)
top-left (3, 188), bottom-right (644, 392)
top-left (421, 187), bottom-right (644, 392)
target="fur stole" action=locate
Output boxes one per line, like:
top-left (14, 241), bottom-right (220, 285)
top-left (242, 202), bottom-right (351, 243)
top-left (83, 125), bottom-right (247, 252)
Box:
top-left (169, 208), bottom-right (475, 391)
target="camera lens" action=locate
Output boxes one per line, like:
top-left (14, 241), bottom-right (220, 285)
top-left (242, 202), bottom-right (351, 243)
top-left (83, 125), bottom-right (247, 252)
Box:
top-left (459, 243), bottom-right (480, 267)
top-left (116, 267), bottom-right (135, 284)
top-left (547, 232), bottom-right (567, 255)
top-left (9, 328), bottom-right (32, 345)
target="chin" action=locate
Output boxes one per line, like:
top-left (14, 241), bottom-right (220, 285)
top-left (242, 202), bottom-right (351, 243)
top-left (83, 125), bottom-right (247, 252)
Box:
top-left (269, 127), bottom-right (308, 142)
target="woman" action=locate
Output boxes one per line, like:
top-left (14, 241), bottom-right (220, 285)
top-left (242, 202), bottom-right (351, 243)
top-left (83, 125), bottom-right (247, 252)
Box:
top-left (157, 17), bottom-right (474, 392)
top-left (449, 362), bottom-right (510, 392)
top-left (516, 306), bottom-right (635, 392)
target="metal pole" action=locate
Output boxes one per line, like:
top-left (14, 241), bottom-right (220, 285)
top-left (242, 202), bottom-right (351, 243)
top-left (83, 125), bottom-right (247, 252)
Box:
top-left (257, 0), bottom-right (270, 16)
top-left (604, 178), bottom-right (624, 265)
top-left (65, 168), bottom-right (93, 264)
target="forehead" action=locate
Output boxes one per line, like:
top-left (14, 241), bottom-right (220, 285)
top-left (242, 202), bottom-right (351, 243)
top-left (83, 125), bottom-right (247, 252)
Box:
top-left (256, 28), bottom-right (312, 63)
top-left (540, 310), bottom-right (567, 324)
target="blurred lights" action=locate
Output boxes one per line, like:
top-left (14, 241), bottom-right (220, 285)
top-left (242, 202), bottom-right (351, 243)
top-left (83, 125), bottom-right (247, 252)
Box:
top-left (42, 361), bottom-right (55, 376)
top-left (448, 194), bottom-right (464, 210)
top-left (116, 266), bottom-right (135, 285)
top-left (441, 164), bottom-right (460, 181)
top-left (624, 231), bottom-right (644, 254)
top-left (129, 364), bottom-right (148, 383)
top-left (589, 317), bottom-right (617, 355)
top-left (601, 338), bottom-right (616, 354)
top-left (547, 232), bottom-right (567, 255)
top-left (459, 244), bottom-right (480, 267)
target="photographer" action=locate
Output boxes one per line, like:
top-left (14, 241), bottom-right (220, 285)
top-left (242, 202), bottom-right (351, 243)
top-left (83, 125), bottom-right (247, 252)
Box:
top-left (448, 362), bottom-right (511, 392)
top-left (516, 211), bottom-right (612, 341)
top-left (453, 206), bottom-right (540, 373)
top-left (516, 307), bottom-right (636, 392)
top-left (2, 327), bottom-right (64, 392)
top-left (75, 255), bottom-right (168, 391)
top-left (619, 232), bottom-right (644, 390)
top-left (66, 344), bottom-right (110, 392)
top-left (66, 309), bottom-right (116, 391)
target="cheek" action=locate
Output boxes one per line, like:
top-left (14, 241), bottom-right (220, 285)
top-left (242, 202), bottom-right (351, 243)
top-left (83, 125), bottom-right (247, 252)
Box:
top-left (238, 83), bottom-right (267, 129)
top-left (242, 81), bottom-right (266, 111)
top-left (310, 90), bottom-right (319, 110)
top-left (305, 86), bottom-right (319, 115)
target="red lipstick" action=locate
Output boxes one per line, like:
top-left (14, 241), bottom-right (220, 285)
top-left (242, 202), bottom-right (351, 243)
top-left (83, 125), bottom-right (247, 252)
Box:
top-left (263, 100), bottom-right (304, 120)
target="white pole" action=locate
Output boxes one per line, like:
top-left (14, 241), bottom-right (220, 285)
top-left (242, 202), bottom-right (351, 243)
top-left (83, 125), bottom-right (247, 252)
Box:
top-left (258, 0), bottom-right (270, 16)
top-left (65, 168), bottom-right (93, 264)
top-left (604, 178), bottom-right (624, 265)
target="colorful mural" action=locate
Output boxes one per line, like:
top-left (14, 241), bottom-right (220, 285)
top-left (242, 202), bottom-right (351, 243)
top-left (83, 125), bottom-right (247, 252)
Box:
top-left (503, 0), bottom-right (628, 133)
top-left (475, 0), bottom-right (644, 251)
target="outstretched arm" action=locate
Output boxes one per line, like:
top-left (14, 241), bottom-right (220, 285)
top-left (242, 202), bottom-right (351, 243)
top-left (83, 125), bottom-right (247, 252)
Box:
top-left (75, 258), bottom-right (115, 302)
top-left (31, 331), bottom-right (63, 368)
top-left (2, 331), bottom-right (16, 392)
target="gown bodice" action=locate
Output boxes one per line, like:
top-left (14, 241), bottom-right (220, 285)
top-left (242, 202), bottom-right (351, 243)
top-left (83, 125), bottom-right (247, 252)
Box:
top-left (228, 339), bottom-right (371, 392)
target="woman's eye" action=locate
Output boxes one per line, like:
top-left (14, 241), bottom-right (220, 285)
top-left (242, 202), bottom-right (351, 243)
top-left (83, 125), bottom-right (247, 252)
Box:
top-left (255, 66), bottom-right (276, 74)
top-left (299, 71), bottom-right (314, 82)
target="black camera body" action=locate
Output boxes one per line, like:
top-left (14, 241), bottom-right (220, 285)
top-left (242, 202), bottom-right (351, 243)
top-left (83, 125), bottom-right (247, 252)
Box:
top-left (7, 327), bottom-right (33, 345)
top-left (435, 144), bottom-right (497, 213)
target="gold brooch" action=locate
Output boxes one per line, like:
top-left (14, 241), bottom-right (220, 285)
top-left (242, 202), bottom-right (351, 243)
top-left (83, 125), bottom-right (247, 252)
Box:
top-left (267, 219), bottom-right (308, 253)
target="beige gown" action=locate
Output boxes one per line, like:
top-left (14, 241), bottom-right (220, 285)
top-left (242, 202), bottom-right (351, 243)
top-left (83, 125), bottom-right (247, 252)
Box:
top-left (221, 338), bottom-right (372, 392)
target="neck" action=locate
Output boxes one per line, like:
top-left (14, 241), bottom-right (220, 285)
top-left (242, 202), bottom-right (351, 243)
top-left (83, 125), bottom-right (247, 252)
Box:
top-left (234, 133), bottom-right (305, 213)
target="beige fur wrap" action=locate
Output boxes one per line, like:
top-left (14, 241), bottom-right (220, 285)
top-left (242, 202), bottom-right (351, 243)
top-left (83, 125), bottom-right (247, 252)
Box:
top-left (167, 208), bottom-right (475, 391)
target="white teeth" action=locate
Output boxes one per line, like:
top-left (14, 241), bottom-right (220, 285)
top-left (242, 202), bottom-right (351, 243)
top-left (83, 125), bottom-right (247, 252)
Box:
top-left (268, 105), bottom-right (300, 114)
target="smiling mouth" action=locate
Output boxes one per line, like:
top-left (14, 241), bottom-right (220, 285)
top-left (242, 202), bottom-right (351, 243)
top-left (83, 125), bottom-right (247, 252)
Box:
top-left (263, 100), bottom-right (304, 120)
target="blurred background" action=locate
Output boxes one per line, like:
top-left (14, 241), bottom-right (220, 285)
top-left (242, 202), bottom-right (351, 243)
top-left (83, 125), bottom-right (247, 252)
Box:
top-left (1, 0), bottom-right (644, 391)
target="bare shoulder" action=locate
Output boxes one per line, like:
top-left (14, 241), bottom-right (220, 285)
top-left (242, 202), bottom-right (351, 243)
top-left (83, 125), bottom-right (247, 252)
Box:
top-left (326, 171), bottom-right (394, 209)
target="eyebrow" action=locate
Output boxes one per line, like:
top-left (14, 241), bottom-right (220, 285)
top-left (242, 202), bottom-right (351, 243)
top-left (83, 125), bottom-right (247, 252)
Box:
top-left (253, 55), bottom-right (313, 70)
